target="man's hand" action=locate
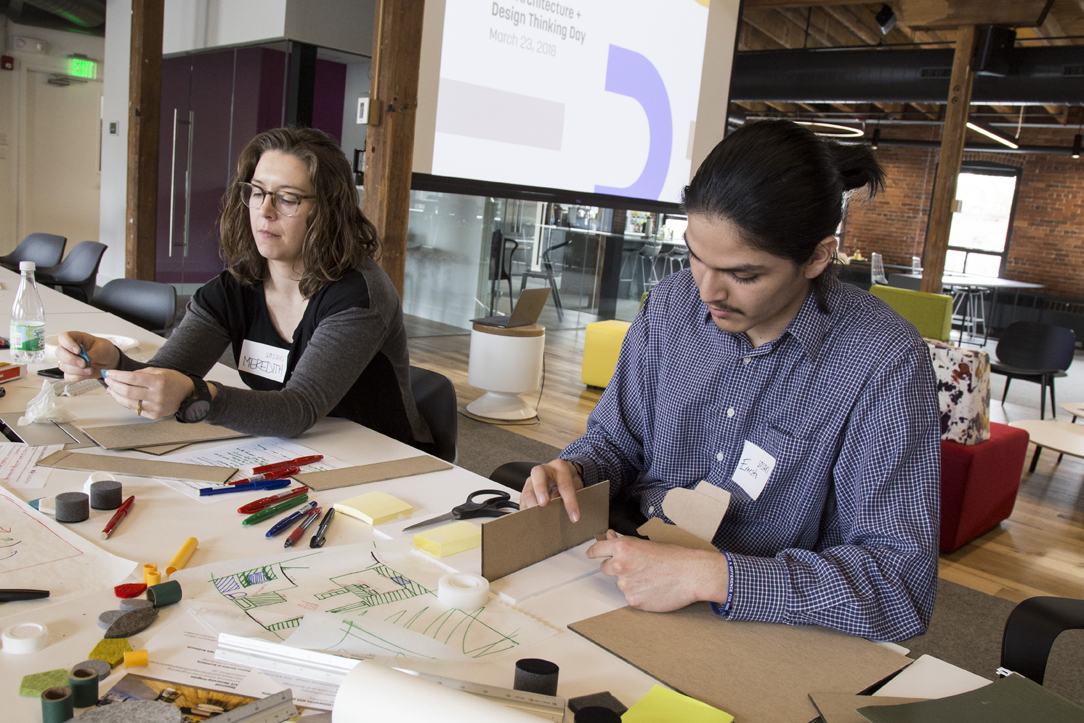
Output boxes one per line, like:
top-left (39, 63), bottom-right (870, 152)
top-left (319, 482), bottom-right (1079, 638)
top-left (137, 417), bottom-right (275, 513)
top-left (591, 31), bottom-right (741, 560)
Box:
top-left (586, 530), bottom-right (730, 612)
top-left (520, 459), bottom-right (584, 522)
top-left (57, 331), bottom-right (121, 381)
top-left (102, 368), bottom-right (196, 420)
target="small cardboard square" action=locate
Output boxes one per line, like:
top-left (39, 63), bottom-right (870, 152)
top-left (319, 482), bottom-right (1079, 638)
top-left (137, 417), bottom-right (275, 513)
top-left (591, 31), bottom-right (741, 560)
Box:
top-left (334, 491), bottom-right (413, 525)
top-left (568, 603), bottom-right (911, 723)
top-left (481, 481), bottom-right (609, 582)
top-left (809, 693), bottom-right (926, 723)
top-left (414, 521), bottom-right (481, 558)
top-left (637, 517), bottom-right (717, 551)
top-left (36, 450), bottom-right (236, 484)
top-left (81, 418), bottom-right (247, 450)
top-left (293, 456), bottom-right (452, 491)
top-left (662, 482), bottom-right (731, 542)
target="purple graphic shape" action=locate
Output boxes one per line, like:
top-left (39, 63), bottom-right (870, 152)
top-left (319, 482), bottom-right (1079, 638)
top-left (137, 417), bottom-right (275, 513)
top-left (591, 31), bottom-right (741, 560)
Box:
top-left (594, 44), bottom-right (673, 201)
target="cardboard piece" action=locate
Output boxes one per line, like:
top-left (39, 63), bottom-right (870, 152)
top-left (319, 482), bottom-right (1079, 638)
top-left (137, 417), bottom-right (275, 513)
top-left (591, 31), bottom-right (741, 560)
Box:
top-left (135, 442), bottom-right (191, 456)
top-left (414, 520), bottom-right (481, 558)
top-left (810, 694), bottom-right (926, 723)
top-left (568, 603), bottom-right (911, 723)
top-left (36, 450), bottom-right (236, 484)
top-left (481, 481), bottom-right (609, 582)
top-left (81, 418), bottom-right (246, 450)
top-left (636, 517), bottom-right (717, 551)
top-left (661, 482), bottom-right (731, 542)
top-left (293, 456), bottom-right (452, 491)
top-left (333, 491), bottom-right (414, 525)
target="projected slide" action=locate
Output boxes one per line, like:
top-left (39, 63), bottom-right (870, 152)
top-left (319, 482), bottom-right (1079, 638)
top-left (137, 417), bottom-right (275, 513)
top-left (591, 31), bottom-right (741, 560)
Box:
top-left (431, 0), bottom-right (711, 204)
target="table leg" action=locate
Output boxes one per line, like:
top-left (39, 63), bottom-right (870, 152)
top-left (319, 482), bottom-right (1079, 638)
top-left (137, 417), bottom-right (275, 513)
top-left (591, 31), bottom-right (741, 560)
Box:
top-left (1030, 445), bottom-right (1043, 473)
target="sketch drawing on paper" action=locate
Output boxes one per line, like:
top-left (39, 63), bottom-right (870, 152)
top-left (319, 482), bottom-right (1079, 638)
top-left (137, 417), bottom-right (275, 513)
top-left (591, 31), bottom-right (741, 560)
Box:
top-left (0, 494), bottom-right (84, 572)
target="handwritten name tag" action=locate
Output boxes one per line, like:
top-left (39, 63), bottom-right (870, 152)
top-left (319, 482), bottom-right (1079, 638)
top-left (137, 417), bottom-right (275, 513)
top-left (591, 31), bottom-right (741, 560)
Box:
top-left (731, 440), bottom-right (776, 501)
top-left (239, 339), bottom-right (289, 383)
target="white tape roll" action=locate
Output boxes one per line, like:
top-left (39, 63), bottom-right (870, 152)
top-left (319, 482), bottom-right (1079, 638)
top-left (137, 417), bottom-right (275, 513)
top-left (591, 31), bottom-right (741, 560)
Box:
top-left (437, 573), bottom-right (490, 609)
top-left (2, 622), bottom-right (49, 654)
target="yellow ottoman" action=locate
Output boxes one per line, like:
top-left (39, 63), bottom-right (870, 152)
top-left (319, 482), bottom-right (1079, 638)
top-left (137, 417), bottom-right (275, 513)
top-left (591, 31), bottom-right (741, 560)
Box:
top-left (582, 320), bottom-right (632, 388)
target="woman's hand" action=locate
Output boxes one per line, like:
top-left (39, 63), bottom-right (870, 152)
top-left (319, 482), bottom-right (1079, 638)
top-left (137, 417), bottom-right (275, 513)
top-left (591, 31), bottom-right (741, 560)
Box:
top-left (102, 368), bottom-right (196, 420)
top-left (520, 459), bottom-right (584, 522)
top-left (57, 331), bottom-right (121, 381)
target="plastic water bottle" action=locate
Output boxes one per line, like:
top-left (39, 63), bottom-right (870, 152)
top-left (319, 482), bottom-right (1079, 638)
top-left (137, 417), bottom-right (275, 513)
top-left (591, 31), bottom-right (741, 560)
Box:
top-left (10, 261), bottom-right (45, 364)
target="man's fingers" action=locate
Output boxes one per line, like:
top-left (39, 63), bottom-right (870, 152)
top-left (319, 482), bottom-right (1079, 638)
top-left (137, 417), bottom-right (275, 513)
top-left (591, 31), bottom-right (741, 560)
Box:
top-left (586, 538), bottom-right (615, 560)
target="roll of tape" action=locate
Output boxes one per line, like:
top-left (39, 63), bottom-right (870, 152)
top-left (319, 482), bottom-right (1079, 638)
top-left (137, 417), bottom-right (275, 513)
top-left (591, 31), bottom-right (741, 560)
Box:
top-left (2, 621), bottom-right (49, 654)
top-left (514, 658), bottom-right (560, 697)
top-left (68, 666), bottom-right (99, 708)
top-left (40, 686), bottom-right (74, 723)
top-left (89, 479), bottom-right (122, 510)
top-left (54, 492), bottom-right (89, 523)
top-left (437, 573), bottom-right (490, 610)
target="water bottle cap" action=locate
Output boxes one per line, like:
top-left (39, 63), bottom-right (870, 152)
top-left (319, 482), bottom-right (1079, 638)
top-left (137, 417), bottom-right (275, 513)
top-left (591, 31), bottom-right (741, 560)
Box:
top-left (18, 261), bottom-right (35, 272)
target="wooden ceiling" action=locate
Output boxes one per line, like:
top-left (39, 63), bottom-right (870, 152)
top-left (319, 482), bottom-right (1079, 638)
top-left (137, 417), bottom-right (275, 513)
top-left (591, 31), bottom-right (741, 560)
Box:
top-left (732, 0), bottom-right (1084, 133)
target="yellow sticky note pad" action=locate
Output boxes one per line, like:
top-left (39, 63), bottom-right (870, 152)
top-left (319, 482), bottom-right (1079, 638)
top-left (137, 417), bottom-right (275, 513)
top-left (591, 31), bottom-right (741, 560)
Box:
top-left (334, 491), bottom-right (413, 525)
top-left (414, 521), bottom-right (481, 558)
top-left (623, 685), bottom-right (733, 723)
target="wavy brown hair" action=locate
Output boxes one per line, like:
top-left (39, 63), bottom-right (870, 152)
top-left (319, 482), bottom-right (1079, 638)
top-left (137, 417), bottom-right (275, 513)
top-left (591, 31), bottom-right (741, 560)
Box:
top-left (219, 127), bottom-right (379, 298)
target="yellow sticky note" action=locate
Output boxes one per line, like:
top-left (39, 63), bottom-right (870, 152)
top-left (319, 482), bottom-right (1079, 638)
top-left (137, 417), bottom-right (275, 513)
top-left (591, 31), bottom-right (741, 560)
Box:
top-left (623, 686), bottom-right (733, 723)
top-left (334, 491), bottom-right (413, 525)
top-left (414, 521), bottom-right (481, 558)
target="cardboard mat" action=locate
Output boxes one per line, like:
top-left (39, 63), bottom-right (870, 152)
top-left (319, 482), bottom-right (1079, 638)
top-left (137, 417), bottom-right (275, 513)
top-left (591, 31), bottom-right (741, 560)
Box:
top-left (36, 449), bottom-right (237, 483)
top-left (292, 455), bottom-right (452, 491)
top-left (80, 418), bottom-right (247, 451)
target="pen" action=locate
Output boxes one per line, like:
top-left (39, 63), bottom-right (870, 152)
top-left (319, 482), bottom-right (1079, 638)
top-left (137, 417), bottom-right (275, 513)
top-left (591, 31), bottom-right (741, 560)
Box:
top-left (0, 589), bottom-right (50, 602)
top-left (101, 496), bottom-right (135, 539)
top-left (250, 455), bottom-right (323, 475)
top-left (199, 479), bottom-right (290, 496)
top-left (227, 467), bottom-right (301, 486)
top-left (284, 507), bottom-right (322, 547)
top-left (237, 486), bottom-right (310, 514)
top-left (309, 507), bottom-right (335, 548)
top-left (266, 501), bottom-right (318, 538)
top-left (241, 494), bottom-right (310, 526)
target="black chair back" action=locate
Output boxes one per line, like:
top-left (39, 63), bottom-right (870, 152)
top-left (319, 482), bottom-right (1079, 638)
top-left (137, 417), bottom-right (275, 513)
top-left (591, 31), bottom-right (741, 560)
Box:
top-left (996, 322), bottom-right (1076, 372)
top-left (91, 279), bottom-right (177, 334)
top-left (409, 366), bottom-right (458, 463)
top-left (0, 233), bottom-right (67, 271)
top-left (1001, 596), bottom-right (1084, 685)
top-left (887, 273), bottom-right (923, 291)
top-left (37, 241), bottom-right (107, 302)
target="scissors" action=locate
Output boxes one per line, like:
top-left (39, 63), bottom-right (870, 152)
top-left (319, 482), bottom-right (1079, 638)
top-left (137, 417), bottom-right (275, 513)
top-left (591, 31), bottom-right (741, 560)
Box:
top-left (401, 489), bottom-right (519, 532)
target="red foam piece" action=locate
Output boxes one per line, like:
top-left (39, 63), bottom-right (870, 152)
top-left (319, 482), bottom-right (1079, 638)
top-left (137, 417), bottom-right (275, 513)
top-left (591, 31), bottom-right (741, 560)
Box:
top-left (114, 583), bottom-right (148, 599)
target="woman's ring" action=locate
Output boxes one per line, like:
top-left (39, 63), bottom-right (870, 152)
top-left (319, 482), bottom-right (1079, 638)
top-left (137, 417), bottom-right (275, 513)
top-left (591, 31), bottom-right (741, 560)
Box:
top-left (136, 400), bottom-right (143, 415)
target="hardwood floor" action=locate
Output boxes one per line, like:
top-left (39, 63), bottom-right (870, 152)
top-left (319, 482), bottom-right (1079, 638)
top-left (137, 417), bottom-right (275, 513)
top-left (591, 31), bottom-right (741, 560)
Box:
top-left (410, 329), bottom-right (1084, 605)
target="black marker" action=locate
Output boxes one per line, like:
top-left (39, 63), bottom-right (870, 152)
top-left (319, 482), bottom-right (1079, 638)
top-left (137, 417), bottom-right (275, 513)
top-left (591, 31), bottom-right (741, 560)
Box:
top-left (309, 508), bottom-right (335, 548)
top-left (0, 589), bottom-right (50, 602)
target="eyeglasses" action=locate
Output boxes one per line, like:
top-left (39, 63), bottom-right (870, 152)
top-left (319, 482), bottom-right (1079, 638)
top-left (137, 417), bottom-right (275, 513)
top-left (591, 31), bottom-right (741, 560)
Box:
top-left (238, 182), bottom-right (315, 217)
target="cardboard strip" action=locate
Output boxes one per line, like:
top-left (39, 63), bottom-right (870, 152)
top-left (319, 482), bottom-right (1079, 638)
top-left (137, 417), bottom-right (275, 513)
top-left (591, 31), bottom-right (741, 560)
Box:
top-left (637, 517), bottom-right (717, 552)
top-left (35, 450), bottom-right (236, 484)
top-left (292, 456), bottom-right (452, 492)
top-left (80, 418), bottom-right (247, 451)
top-left (568, 603), bottom-right (911, 723)
top-left (481, 481), bottom-right (609, 582)
top-left (135, 442), bottom-right (192, 456)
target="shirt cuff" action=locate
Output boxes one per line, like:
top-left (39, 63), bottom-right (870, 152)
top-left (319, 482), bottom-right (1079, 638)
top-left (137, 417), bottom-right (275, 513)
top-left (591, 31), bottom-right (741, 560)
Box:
top-left (562, 454), bottom-right (602, 489)
top-left (717, 553), bottom-right (789, 624)
top-left (711, 550), bottom-right (735, 616)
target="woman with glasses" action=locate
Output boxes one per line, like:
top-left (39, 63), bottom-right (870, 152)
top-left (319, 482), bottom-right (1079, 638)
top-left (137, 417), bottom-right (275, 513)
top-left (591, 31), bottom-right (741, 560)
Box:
top-left (56, 127), bottom-right (434, 449)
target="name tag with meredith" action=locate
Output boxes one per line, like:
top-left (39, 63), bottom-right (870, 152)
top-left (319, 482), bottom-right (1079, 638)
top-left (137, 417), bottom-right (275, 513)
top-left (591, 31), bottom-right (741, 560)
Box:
top-left (239, 339), bottom-right (289, 383)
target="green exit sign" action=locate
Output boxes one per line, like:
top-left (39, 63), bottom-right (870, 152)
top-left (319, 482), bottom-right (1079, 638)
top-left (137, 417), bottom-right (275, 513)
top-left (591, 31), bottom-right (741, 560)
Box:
top-left (70, 57), bottom-right (97, 79)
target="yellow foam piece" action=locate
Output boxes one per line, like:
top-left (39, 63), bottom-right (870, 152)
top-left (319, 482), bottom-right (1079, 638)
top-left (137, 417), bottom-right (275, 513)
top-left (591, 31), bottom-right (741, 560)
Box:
top-left (123, 649), bottom-right (149, 668)
top-left (88, 637), bottom-right (132, 668)
top-left (414, 521), bottom-right (481, 558)
top-left (623, 686), bottom-right (733, 723)
top-left (333, 491), bottom-right (413, 525)
top-left (581, 320), bottom-right (632, 388)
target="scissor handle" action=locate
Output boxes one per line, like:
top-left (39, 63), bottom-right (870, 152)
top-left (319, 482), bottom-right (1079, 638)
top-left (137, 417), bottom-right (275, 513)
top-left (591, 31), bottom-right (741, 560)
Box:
top-left (453, 489), bottom-right (519, 519)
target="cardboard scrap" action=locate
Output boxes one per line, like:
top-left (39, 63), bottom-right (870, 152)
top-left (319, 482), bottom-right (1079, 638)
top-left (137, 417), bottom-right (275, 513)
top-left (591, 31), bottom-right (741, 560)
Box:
top-left (334, 491), bottom-right (413, 525)
top-left (414, 521), bottom-right (481, 558)
top-left (80, 418), bottom-right (246, 450)
top-left (637, 517), bottom-right (717, 551)
top-left (809, 693), bottom-right (926, 723)
top-left (36, 450), bottom-right (236, 484)
top-left (481, 481), bottom-right (609, 582)
top-left (293, 455), bottom-right (452, 491)
top-left (568, 603), bottom-right (911, 723)
top-left (135, 443), bottom-right (191, 455)
top-left (662, 482), bottom-right (731, 542)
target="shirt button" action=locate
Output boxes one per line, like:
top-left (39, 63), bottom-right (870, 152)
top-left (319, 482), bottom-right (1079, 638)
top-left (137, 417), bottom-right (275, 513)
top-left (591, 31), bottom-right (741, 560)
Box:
top-left (743, 357), bottom-right (751, 364)
top-left (727, 408), bottom-right (735, 418)
top-left (716, 452), bottom-right (724, 462)
top-left (647, 505), bottom-right (654, 515)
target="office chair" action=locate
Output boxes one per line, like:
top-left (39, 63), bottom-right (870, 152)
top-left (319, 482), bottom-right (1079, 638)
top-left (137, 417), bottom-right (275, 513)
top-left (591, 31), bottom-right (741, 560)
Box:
top-left (409, 366), bottom-right (458, 464)
top-left (1001, 596), bottom-right (1084, 685)
top-left (36, 241), bottom-right (107, 303)
top-left (520, 237), bottom-right (571, 321)
top-left (991, 322), bottom-right (1076, 420)
top-left (487, 229), bottom-right (519, 314)
top-left (870, 252), bottom-right (889, 285)
top-left (91, 279), bottom-right (178, 335)
top-left (0, 233), bottom-right (67, 272)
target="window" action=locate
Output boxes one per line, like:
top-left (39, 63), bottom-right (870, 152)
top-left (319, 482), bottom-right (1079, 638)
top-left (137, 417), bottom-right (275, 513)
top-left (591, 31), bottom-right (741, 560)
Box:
top-left (943, 162), bottom-right (1021, 278)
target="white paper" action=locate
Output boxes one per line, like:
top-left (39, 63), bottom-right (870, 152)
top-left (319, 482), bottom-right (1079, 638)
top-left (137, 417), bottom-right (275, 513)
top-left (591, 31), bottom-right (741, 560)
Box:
top-left (873, 654), bottom-right (991, 699)
top-left (732, 439), bottom-right (776, 501)
top-left (0, 443), bottom-right (62, 489)
top-left (238, 339), bottom-right (290, 383)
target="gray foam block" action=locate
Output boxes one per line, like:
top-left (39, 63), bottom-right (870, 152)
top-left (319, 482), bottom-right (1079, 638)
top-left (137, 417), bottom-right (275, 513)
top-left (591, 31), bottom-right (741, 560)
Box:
top-left (513, 658), bottom-right (560, 697)
top-left (118, 598), bottom-right (153, 612)
top-left (104, 608), bottom-right (158, 639)
top-left (70, 660), bottom-right (112, 682)
top-left (55, 492), bottom-right (89, 523)
top-left (74, 700), bottom-right (181, 723)
top-left (96, 610), bottom-right (125, 630)
top-left (89, 480), bottom-right (122, 510)
top-left (568, 692), bottom-right (627, 715)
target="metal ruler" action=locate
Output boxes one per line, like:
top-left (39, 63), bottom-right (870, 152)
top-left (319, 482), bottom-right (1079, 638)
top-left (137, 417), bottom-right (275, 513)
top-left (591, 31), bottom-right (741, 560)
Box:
top-left (396, 668), bottom-right (566, 722)
top-left (210, 690), bottom-right (298, 723)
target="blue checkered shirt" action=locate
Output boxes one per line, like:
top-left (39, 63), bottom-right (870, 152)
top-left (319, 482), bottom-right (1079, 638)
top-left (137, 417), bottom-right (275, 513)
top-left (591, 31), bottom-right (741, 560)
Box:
top-left (563, 272), bottom-right (940, 642)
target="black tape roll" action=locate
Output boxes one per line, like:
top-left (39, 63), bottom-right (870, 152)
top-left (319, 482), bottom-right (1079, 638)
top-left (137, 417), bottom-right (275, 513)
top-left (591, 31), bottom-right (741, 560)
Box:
top-left (54, 492), bottom-right (89, 523)
top-left (575, 707), bottom-right (622, 723)
top-left (89, 480), bottom-right (122, 510)
top-left (513, 658), bottom-right (560, 697)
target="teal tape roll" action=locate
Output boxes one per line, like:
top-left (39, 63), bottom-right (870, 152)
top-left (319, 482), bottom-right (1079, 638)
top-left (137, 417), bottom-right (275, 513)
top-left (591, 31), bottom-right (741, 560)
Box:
top-left (146, 579), bottom-right (182, 608)
top-left (68, 667), bottom-right (98, 707)
top-left (41, 686), bottom-right (74, 723)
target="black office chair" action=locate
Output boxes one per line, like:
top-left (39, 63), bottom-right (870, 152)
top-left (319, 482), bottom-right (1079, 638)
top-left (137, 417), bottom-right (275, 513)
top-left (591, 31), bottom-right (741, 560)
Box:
top-left (520, 237), bottom-right (571, 321)
top-left (487, 229), bottom-right (519, 314)
top-left (0, 233), bottom-right (67, 272)
top-left (887, 273), bottom-right (923, 291)
top-left (409, 366), bottom-right (458, 464)
top-left (36, 241), bottom-right (107, 303)
top-left (1001, 596), bottom-right (1084, 685)
top-left (91, 279), bottom-right (177, 335)
top-left (991, 322), bottom-right (1076, 420)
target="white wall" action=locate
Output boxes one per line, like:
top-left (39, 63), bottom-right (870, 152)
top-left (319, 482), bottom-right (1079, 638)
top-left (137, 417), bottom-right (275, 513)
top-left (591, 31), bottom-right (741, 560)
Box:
top-left (162, 0), bottom-right (286, 56)
top-left (98, 0), bottom-right (131, 284)
top-left (285, 0), bottom-right (373, 57)
top-left (340, 58), bottom-right (372, 163)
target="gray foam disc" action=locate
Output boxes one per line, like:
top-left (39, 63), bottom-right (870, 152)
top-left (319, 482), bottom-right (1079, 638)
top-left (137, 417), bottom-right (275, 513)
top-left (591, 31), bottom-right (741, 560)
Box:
top-left (97, 610), bottom-right (125, 630)
top-left (74, 700), bottom-right (181, 723)
top-left (55, 492), bottom-right (89, 523)
top-left (104, 608), bottom-right (158, 639)
top-left (89, 480), bottom-right (123, 510)
top-left (70, 659), bottom-right (112, 682)
top-left (118, 598), bottom-right (153, 612)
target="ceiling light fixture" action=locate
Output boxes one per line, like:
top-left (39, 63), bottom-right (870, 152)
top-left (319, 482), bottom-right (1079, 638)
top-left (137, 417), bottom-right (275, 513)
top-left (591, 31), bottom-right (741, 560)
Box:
top-left (876, 5), bottom-right (896, 35)
top-left (1073, 134), bottom-right (1082, 159)
top-left (871, 128), bottom-right (881, 149)
top-left (966, 120), bottom-right (1020, 149)
top-left (795, 121), bottom-right (865, 138)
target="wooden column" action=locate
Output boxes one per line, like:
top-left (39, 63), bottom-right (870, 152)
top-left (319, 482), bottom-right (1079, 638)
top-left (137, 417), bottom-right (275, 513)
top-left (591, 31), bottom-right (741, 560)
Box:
top-left (362, 0), bottom-right (425, 298)
top-left (921, 25), bottom-right (978, 294)
top-left (124, 0), bottom-right (163, 281)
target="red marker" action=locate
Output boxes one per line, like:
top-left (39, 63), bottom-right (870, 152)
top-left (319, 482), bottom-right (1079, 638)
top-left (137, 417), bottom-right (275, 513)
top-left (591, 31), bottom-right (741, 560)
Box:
top-left (101, 496), bottom-right (135, 539)
top-left (227, 467), bottom-right (300, 486)
top-left (237, 486), bottom-right (309, 515)
top-left (250, 455), bottom-right (323, 475)
top-left (284, 507), bottom-right (322, 548)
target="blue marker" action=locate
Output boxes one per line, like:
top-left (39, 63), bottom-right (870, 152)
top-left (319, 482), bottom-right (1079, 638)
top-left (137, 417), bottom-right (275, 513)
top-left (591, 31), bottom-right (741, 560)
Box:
top-left (266, 501), bottom-right (318, 538)
top-left (77, 343), bottom-right (92, 366)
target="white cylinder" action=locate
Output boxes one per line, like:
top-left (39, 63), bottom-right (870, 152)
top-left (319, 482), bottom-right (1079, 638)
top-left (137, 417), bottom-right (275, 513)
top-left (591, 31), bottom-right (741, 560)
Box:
top-left (2, 622), bottom-right (49, 654)
top-left (467, 329), bottom-right (544, 394)
top-left (437, 572), bottom-right (490, 610)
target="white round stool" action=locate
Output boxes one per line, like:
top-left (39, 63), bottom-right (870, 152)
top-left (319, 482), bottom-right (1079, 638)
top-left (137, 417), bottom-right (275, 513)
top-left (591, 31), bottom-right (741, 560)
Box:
top-left (466, 322), bottom-right (545, 421)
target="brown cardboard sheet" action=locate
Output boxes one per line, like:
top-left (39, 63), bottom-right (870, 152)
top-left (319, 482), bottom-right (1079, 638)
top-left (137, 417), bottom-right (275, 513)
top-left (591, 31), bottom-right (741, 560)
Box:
top-left (810, 693), bottom-right (926, 723)
top-left (568, 603), bottom-right (911, 723)
top-left (135, 442), bottom-right (191, 456)
top-left (636, 517), bottom-right (717, 551)
top-left (80, 418), bottom-right (246, 450)
top-left (481, 481), bottom-right (609, 582)
top-left (36, 449), bottom-right (237, 483)
top-left (661, 481), bottom-right (731, 542)
top-left (292, 456), bottom-right (452, 492)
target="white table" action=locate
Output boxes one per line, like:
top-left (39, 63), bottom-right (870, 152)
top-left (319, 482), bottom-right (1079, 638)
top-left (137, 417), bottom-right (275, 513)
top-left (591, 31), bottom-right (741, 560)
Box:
top-left (0, 268), bottom-right (103, 315)
top-left (1009, 419), bottom-right (1084, 473)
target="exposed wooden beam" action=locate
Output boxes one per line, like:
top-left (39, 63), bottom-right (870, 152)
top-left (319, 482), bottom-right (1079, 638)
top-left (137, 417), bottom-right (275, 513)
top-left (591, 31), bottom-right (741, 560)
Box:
top-left (897, 0), bottom-right (1054, 30)
top-left (821, 4), bottom-right (881, 45)
top-left (740, 11), bottom-right (795, 49)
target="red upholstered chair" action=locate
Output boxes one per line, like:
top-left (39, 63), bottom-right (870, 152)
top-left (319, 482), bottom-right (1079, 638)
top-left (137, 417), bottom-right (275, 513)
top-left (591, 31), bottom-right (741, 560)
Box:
top-left (940, 422), bottom-right (1031, 553)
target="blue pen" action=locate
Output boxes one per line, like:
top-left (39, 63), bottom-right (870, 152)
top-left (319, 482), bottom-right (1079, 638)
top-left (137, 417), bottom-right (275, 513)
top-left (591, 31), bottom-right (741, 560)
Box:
top-left (199, 479), bottom-right (291, 496)
top-left (266, 501), bottom-right (318, 537)
top-left (77, 344), bottom-right (92, 365)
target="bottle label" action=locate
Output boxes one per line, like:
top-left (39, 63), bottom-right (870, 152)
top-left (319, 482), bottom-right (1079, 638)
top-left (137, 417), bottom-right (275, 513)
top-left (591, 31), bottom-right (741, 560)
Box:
top-left (10, 323), bottom-right (44, 352)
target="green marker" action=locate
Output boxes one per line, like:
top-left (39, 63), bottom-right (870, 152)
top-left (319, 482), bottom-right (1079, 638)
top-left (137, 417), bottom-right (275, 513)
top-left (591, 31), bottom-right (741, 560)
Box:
top-left (241, 494), bottom-right (309, 526)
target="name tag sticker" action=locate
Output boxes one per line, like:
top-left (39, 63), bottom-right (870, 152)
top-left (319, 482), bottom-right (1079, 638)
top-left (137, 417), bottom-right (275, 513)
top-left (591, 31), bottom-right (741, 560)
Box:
top-left (238, 339), bottom-right (289, 383)
top-left (731, 440), bottom-right (776, 501)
